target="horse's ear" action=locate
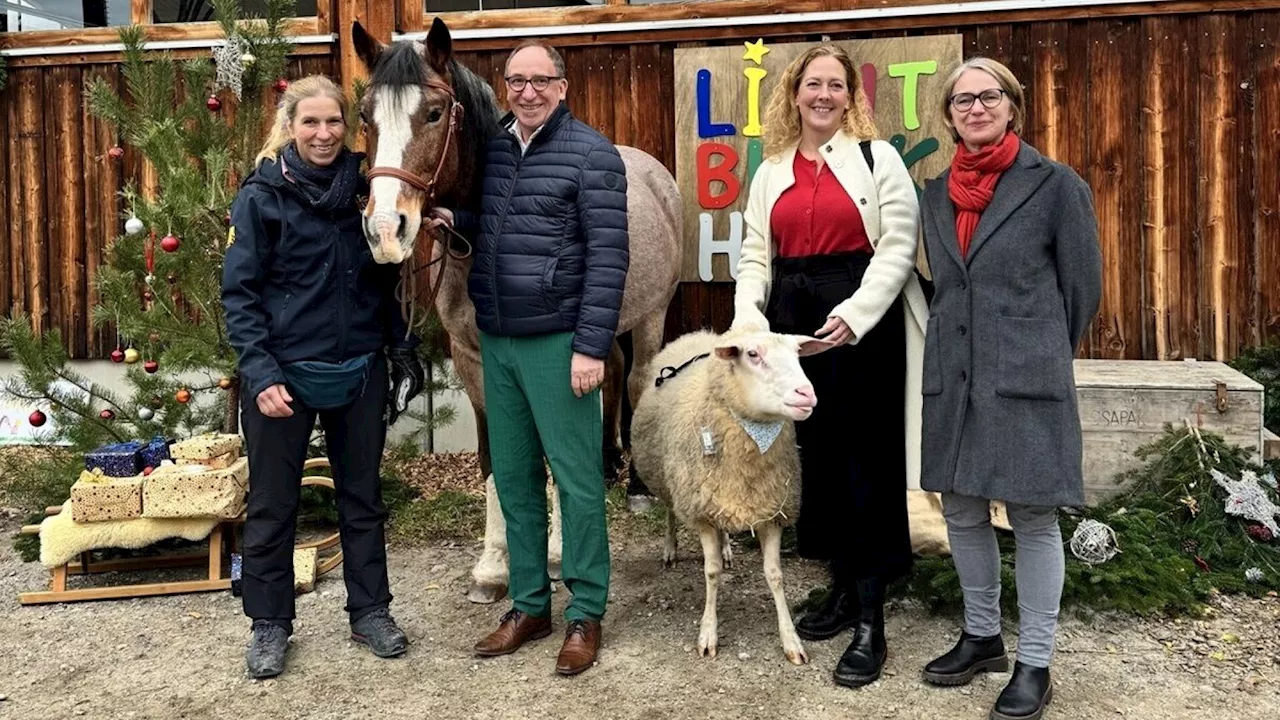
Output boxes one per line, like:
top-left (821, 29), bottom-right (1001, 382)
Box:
top-left (352, 20), bottom-right (384, 71)
top-left (425, 16), bottom-right (453, 72)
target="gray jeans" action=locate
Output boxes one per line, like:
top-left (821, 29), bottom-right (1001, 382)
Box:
top-left (943, 493), bottom-right (1064, 669)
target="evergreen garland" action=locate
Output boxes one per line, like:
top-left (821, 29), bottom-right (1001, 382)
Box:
top-left (897, 426), bottom-right (1280, 617)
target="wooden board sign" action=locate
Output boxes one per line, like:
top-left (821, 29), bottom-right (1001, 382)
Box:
top-left (674, 35), bottom-right (963, 282)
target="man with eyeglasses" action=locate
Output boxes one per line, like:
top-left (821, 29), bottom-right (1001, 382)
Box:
top-left (434, 39), bottom-right (628, 677)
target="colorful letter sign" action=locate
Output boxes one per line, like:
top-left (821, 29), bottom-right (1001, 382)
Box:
top-left (675, 36), bottom-right (963, 282)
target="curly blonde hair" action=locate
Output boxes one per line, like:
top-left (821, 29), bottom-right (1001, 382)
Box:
top-left (762, 45), bottom-right (878, 159)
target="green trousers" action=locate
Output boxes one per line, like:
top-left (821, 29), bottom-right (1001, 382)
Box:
top-left (479, 330), bottom-right (610, 621)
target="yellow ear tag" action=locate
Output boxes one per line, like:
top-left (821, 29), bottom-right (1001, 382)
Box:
top-left (226, 226), bottom-right (235, 247)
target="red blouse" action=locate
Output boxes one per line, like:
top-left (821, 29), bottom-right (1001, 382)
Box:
top-left (770, 152), bottom-right (871, 258)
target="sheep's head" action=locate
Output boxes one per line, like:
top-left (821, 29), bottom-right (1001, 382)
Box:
top-left (713, 331), bottom-right (834, 422)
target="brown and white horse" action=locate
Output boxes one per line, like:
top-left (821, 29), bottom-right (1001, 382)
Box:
top-left (352, 19), bottom-right (682, 603)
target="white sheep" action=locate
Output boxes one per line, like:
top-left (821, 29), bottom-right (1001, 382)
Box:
top-left (630, 327), bottom-right (832, 665)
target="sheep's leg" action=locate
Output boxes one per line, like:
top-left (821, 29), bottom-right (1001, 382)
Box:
top-left (547, 477), bottom-right (563, 581)
top-left (697, 524), bottom-right (722, 658)
top-left (720, 530), bottom-right (733, 569)
top-left (663, 511), bottom-right (677, 567)
top-left (760, 522), bottom-right (808, 665)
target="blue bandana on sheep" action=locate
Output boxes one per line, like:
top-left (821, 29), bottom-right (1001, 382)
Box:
top-left (630, 327), bottom-right (835, 666)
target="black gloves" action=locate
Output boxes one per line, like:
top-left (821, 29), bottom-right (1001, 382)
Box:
top-left (387, 347), bottom-right (425, 425)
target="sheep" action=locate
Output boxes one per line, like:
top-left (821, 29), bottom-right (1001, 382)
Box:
top-left (630, 327), bottom-right (833, 666)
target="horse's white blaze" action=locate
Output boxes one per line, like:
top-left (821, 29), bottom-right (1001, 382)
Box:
top-left (368, 85), bottom-right (420, 223)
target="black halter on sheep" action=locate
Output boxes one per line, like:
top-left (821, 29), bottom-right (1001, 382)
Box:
top-left (631, 327), bottom-right (834, 666)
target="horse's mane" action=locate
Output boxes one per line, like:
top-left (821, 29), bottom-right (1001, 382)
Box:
top-left (368, 41), bottom-right (500, 212)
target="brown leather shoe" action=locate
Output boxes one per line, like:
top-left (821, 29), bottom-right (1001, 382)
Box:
top-left (555, 619), bottom-right (602, 676)
top-left (474, 609), bottom-right (552, 657)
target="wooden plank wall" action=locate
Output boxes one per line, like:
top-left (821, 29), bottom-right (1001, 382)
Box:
top-left (3, 8), bottom-right (1279, 362)
top-left (0, 53), bottom-right (335, 358)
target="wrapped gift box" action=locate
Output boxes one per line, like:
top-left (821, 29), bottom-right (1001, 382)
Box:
top-left (70, 468), bottom-right (143, 523)
top-left (142, 457), bottom-right (249, 519)
top-left (84, 441), bottom-right (144, 478)
top-left (293, 547), bottom-right (318, 594)
top-left (176, 449), bottom-right (237, 470)
top-left (140, 436), bottom-right (173, 469)
top-left (170, 433), bottom-right (242, 462)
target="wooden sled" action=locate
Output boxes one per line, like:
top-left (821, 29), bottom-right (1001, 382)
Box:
top-left (18, 458), bottom-right (344, 606)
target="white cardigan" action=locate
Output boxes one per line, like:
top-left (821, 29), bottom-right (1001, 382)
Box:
top-left (731, 129), bottom-right (930, 491)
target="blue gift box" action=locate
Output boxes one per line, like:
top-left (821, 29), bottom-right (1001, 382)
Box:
top-left (140, 436), bottom-right (173, 469)
top-left (84, 440), bottom-right (144, 477)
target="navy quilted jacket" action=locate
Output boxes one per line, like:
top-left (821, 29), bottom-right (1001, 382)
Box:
top-left (465, 103), bottom-right (629, 360)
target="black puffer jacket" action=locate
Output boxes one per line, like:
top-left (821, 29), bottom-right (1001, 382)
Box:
top-left (466, 103), bottom-right (629, 359)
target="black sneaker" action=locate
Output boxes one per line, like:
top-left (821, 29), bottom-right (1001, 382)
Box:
top-left (246, 620), bottom-right (290, 679)
top-left (351, 607), bottom-right (409, 658)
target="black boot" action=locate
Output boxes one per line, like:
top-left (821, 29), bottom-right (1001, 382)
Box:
top-left (832, 577), bottom-right (886, 688)
top-left (922, 630), bottom-right (1009, 686)
top-left (990, 662), bottom-right (1052, 720)
top-left (796, 584), bottom-right (859, 641)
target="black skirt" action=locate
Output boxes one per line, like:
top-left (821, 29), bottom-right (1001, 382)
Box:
top-left (765, 252), bottom-right (913, 582)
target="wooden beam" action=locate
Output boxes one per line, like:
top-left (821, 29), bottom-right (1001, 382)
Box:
top-left (336, 1), bottom-right (394, 97)
top-left (1257, 11), bottom-right (1280, 340)
top-left (317, 0), bottom-right (334, 35)
top-left (439, 0), bottom-right (1280, 50)
top-left (428, 0), bottom-right (1275, 32)
top-left (131, 0), bottom-right (154, 26)
top-left (0, 17), bottom-right (325, 50)
top-left (4, 43), bottom-right (331, 68)
top-left (19, 578), bottom-right (231, 605)
top-left (399, 0), bottom-right (424, 33)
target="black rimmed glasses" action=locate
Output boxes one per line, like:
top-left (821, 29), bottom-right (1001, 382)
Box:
top-left (949, 88), bottom-right (1007, 112)
top-left (505, 75), bottom-right (563, 93)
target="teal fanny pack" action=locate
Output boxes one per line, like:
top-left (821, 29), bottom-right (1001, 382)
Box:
top-left (280, 353), bottom-right (375, 410)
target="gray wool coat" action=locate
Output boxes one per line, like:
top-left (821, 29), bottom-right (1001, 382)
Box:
top-left (918, 142), bottom-right (1103, 508)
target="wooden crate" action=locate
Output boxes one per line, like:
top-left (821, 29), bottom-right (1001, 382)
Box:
top-left (1074, 359), bottom-right (1265, 505)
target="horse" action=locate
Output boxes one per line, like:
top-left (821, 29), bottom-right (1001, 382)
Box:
top-left (351, 19), bottom-right (682, 603)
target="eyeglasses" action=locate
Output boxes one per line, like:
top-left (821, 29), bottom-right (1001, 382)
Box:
top-left (949, 88), bottom-right (1007, 112)
top-left (504, 75), bottom-right (563, 93)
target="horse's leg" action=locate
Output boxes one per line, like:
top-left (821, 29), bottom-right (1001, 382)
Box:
top-left (601, 337), bottom-right (626, 485)
top-left (452, 339), bottom-right (509, 605)
top-left (547, 475), bottom-right (562, 582)
top-left (624, 314), bottom-right (666, 512)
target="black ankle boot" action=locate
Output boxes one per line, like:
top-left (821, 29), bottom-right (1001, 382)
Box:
top-left (922, 630), bottom-right (1009, 686)
top-left (795, 584), bottom-right (859, 641)
top-left (990, 662), bottom-right (1052, 720)
top-left (832, 577), bottom-right (886, 688)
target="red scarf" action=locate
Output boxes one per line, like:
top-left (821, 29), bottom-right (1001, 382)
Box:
top-left (947, 132), bottom-right (1020, 257)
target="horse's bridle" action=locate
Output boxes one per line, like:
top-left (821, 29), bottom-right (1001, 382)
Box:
top-left (365, 77), bottom-right (471, 340)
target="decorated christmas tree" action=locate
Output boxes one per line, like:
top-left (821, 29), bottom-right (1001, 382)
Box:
top-left (1, 0), bottom-right (453, 478)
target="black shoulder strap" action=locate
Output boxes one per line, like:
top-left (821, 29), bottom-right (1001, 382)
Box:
top-left (859, 140), bottom-right (874, 173)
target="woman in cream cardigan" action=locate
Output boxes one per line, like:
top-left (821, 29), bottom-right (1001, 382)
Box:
top-left (731, 44), bottom-right (929, 689)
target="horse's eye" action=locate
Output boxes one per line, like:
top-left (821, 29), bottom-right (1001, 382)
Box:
top-left (427, 108), bottom-right (443, 123)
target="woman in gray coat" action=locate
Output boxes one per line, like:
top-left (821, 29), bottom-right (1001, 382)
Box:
top-left (916, 57), bottom-right (1102, 720)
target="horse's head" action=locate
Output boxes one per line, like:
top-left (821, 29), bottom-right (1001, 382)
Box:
top-left (354, 18), bottom-right (475, 265)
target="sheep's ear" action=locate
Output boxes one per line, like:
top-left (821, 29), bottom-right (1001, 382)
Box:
top-left (714, 344), bottom-right (741, 360)
top-left (797, 336), bottom-right (837, 357)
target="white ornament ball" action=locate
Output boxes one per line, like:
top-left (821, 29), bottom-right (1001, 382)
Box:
top-left (137, 407), bottom-right (154, 421)
top-left (144, 274), bottom-right (155, 285)
top-left (241, 52), bottom-right (256, 66)
top-left (125, 216), bottom-right (145, 236)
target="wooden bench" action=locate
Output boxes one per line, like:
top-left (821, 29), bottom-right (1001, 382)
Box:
top-left (18, 458), bottom-right (343, 606)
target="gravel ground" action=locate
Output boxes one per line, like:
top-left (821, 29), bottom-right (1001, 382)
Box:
top-left (0, 511), bottom-right (1277, 720)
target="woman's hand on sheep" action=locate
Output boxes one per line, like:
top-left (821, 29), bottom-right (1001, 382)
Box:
top-left (815, 316), bottom-right (854, 346)
top-left (571, 352), bottom-right (605, 398)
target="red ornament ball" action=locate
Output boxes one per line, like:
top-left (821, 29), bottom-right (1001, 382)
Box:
top-left (110, 348), bottom-right (125, 363)
top-left (274, 78), bottom-right (289, 92)
top-left (218, 377), bottom-right (233, 390)
top-left (144, 359), bottom-right (159, 374)
top-left (142, 289), bottom-right (154, 302)
top-left (143, 466), bottom-right (154, 476)
top-left (176, 389), bottom-right (192, 404)
top-left (206, 95), bottom-right (222, 111)
top-left (160, 234), bottom-right (180, 253)
top-left (99, 409), bottom-right (115, 421)
top-left (1247, 524), bottom-right (1275, 542)
top-left (108, 145), bottom-right (124, 160)
top-left (28, 409), bottom-right (47, 427)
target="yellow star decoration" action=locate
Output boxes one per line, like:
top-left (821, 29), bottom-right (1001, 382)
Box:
top-left (743, 39), bottom-right (770, 66)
